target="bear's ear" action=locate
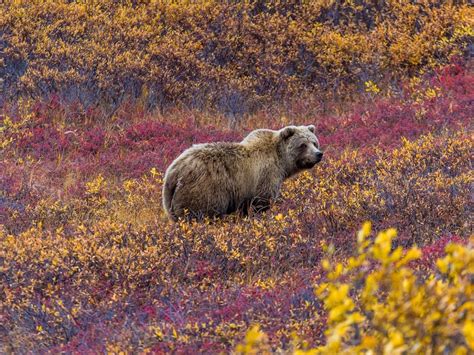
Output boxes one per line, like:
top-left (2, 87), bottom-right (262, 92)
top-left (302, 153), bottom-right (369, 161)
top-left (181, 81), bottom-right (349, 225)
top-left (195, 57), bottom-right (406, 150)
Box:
top-left (280, 126), bottom-right (296, 140)
top-left (307, 125), bottom-right (315, 133)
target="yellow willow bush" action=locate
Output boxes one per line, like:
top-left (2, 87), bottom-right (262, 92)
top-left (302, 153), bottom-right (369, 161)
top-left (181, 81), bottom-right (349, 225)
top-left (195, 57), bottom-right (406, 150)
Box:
top-left (313, 222), bottom-right (473, 354)
top-left (238, 223), bottom-right (473, 354)
top-left (1, 0), bottom-right (472, 113)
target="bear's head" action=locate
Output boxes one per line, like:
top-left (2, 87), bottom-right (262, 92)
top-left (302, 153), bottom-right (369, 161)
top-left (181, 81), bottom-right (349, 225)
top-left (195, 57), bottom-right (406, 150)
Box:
top-left (279, 125), bottom-right (323, 175)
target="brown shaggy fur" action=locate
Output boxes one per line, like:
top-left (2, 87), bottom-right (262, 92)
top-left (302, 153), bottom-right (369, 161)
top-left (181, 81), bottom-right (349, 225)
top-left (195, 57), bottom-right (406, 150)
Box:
top-left (162, 125), bottom-right (323, 221)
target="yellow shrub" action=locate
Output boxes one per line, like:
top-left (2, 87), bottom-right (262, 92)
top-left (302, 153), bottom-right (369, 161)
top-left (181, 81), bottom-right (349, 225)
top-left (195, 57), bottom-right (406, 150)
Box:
top-left (236, 324), bottom-right (271, 355)
top-left (239, 223), bottom-right (473, 354)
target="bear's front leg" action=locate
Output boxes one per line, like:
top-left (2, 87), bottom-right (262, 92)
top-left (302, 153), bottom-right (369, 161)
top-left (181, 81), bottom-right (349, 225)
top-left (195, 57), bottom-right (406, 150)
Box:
top-left (238, 193), bottom-right (273, 216)
top-left (249, 195), bottom-right (272, 213)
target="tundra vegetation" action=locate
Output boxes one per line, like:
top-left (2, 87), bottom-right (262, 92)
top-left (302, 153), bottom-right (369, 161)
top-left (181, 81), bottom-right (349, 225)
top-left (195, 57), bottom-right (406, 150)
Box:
top-left (0, 1), bottom-right (473, 353)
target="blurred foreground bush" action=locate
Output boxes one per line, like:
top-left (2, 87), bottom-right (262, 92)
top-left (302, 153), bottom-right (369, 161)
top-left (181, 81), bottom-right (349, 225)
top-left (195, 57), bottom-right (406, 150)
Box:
top-left (238, 223), bottom-right (473, 354)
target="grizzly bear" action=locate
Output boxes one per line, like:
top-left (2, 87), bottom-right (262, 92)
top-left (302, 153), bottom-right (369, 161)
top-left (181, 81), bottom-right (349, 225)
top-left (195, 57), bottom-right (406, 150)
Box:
top-left (162, 125), bottom-right (323, 221)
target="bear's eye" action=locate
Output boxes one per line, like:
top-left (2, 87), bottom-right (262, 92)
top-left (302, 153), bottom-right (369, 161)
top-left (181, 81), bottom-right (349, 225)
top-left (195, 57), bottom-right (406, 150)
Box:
top-left (299, 143), bottom-right (307, 149)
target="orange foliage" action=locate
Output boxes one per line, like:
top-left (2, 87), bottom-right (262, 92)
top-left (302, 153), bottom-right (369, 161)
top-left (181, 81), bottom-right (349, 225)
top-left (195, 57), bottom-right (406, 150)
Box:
top-left (1, 1), bottom-right (472, 114)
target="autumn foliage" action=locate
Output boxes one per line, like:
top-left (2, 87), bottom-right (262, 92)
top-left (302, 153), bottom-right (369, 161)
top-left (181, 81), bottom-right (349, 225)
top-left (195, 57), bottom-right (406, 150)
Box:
top-left (240, 224), bottom-right (474, 354)
top-left (1, 0), bottom-right (472, 115)
top-left (1, 1), bottom-right (473, 353)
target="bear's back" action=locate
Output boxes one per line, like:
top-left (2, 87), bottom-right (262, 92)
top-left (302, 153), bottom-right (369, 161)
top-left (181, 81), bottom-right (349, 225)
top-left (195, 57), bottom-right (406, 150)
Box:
top-left (187, 142), bottom-right (249, 162)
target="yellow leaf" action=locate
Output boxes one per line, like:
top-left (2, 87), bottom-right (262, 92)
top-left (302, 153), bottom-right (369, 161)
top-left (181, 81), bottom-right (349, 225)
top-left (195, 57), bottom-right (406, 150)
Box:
top-left (347, 312), bottom-right (364, 324)
top-left (274, 213), bottom-right (284, 221)
top-left (361, 335), bottom-right (377, 348)
top-left (463, 319), bottom-right (474, 350)
top-left (245, 324), bottom-right (264, 345)
top-left (358, 221), bottom-right (372, 243)
top-left (437, 258), bottom-right (450, 274)
top-left (397, 247), bottom-right (421, 267)
top-left (389, 331), bottom-right (404, 347)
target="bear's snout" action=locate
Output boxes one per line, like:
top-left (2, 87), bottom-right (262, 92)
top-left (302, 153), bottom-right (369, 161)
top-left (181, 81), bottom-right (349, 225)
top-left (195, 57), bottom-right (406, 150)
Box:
top-left (296, 148), bottom-right (323, 170)
top-left (315, 151), bottom-right (323, 163)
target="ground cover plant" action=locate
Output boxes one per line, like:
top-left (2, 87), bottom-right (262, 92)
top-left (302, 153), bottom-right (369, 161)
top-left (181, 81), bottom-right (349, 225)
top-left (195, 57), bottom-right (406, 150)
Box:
top-left (1, 1), bottom-right (473, 353)
top-left (1, 1), bottom-right (472, 115)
